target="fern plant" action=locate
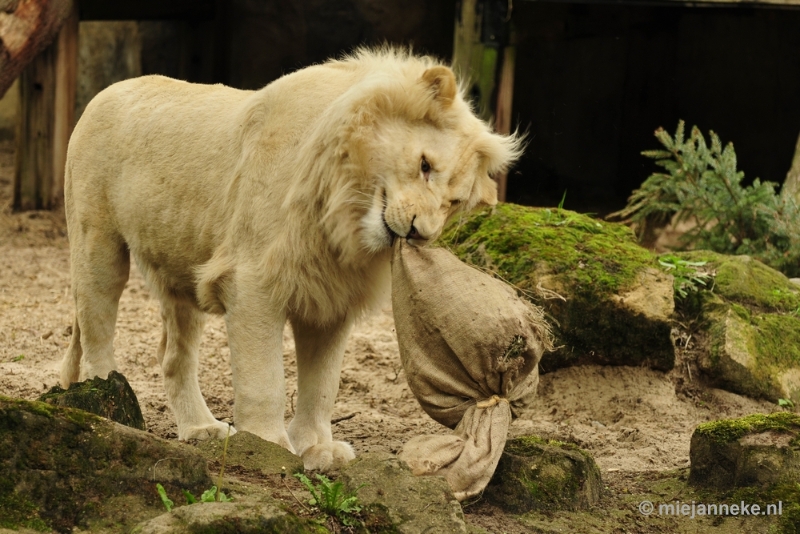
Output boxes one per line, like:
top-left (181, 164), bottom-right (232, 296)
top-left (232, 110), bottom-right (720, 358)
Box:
top-left (156, 483), bottom-right (231, 512)
top-left (658, 255), bottom-right (712, 299)
top-left (294, 473), bottom-right (364, 526)
top-left (610, 121), bottom-right (800, 277)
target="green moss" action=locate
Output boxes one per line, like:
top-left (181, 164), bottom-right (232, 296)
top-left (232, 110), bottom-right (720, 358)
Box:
top-left (358, 503), bottom-right (399, 534)
top-left (0, 395), bottom-right (56, 420)
top-left (730, 482), bottom-right (800, 534)
top-left (519, 466), bottom-right (579, 508)
top-left (673, 252), bottom-right (800, 401)
top-left (752, 314), bottom-right (800, 373)
top-left (780, 503), bottom-right (800, 534)
top-left (506, 435), bottom-right (588, 458)
top-left (695, 412), bottom-right (800, 444)
top-left (705, 301), bottom-right (800, 401)
top-left (676, 251), bottom-right (800, 312)
top-left (38, 371), bottom-right (146, 431)
top-left (441, 204), bottom-right (656, 297)
top-left (520, 468), bottom-right (557, 505)
top-left (188, 513), bottom-right (329, 534)
top-left (731, 303), bottom-right (751, 321)
top-left (486, 435), bottom-right (601, 513)
top-left (0, 480), bottom-right (49, 532)
top-left (1, 396), bottom-right (211, 533)
top-left (441, 204), bottom-right (674, 370)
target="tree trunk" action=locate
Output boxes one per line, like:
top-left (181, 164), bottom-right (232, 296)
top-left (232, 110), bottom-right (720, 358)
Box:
top-left (0, 0), bottom-right (75, 99)
top-left (782, 131), bottom-right (800, 204)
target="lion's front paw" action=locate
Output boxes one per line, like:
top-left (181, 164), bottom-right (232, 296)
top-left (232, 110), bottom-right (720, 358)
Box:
top-left (301, 441), bottom-right (355, 471)
top-left (179, 421), bottom-right (236, 440)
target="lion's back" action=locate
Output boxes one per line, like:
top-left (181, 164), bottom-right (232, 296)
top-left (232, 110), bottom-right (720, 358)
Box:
top-left (69, 76), bottom-right (249, 177)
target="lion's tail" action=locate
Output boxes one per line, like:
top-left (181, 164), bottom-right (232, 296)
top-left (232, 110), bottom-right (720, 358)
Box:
top-left (59, 318), bottom-right (82, 387)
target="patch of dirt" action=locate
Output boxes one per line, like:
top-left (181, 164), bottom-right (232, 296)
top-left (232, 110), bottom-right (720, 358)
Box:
top-left (0, 140), bottom-right (785, 532)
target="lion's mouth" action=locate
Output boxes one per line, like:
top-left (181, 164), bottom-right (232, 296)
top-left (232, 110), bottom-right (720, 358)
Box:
top-left (382, 190), bottom-right (399, 247)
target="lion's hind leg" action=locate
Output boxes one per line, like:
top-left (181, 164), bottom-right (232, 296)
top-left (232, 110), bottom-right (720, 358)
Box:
top-left (287, 316), bottom-right (356, 471)
top-left (159, 296), bottom-right (232, 440)
top-left (61, 231), bottom-right (129, 386)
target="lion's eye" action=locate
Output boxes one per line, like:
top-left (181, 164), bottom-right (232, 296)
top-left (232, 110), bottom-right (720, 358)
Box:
top-left (420, 157), bottom-right (431, 175)
top-left (451, 199), bottom-right (461, 206)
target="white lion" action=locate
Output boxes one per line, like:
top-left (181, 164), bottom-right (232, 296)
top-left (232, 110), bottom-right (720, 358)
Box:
top-left (60, 48), bottom-right (523, 471)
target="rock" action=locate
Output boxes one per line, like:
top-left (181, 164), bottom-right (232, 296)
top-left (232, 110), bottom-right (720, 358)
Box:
top-left (677, 251), bottom-right (800, 404)
top-left (131, 500), bottom-right (324, 534)
top-left (689, 412), bottom-right (800, 489)
top-left (0, 395), bottom-right (211, 533)
top-left (194, 430), bottom-right (304, 475)
top-left (483, 436), bottom-right (602, 513)
top-left (440, 203), bottom-right (675, 371)
top-left (339, 452), bottom-right (467, 534)
top-left (39, 370), bottom-right (146, 430)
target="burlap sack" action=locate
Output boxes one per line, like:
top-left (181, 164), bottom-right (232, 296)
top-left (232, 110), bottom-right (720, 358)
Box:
top-left (391, 240), bottom-right (553, 500)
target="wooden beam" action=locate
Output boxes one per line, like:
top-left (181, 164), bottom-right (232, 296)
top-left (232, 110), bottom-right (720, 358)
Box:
top-left (13, 0), bottom-right (77, 210)
top-left (52, 0), bottom-right (76, 204)
top-left (452, 0), bottom-right (499, 122)
top-left (494, 45), bottom-right (516, 203)
top-left (78, 0), bottom-right (215, 21)
top-left (453, 0), bottom-right (514, 201)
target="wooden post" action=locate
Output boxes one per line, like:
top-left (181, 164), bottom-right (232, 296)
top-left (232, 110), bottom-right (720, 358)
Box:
top-left (452, 0), bottom-right (499, 122)
top-left (53, 1), bottom-right (78, 198)
top-left (494, 45), bottom-right (516, 202)
top-left (13, 0), bottom-right (78, 211)
top-left (453, 0), bottom-right (513, 201)
top-left (14, 39), bottom-right (56, 210)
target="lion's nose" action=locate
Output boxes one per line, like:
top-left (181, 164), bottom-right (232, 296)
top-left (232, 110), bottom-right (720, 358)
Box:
top-left (407, 224), bottom-right (429, 242)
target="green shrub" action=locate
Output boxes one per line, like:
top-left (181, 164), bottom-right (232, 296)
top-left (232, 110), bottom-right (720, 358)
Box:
top-left (611, 121), bottom-right (800, 277)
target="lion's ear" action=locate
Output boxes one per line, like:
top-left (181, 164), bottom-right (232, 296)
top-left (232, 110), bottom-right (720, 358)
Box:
top-left (421, 66), bottom-right (457, 107)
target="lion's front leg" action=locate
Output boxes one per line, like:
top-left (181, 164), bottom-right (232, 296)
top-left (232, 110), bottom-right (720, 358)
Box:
top-left (225, 298), bottom-right (294, 453)
top-left (288, 316), bottom-right (355, 471)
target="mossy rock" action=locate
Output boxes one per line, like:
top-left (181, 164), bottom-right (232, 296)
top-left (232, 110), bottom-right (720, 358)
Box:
top-left (131, 500), bottom-right (327, 534)
top-left (39, 370), bottom-right (146, 431)
top-left (483, 436), bottom-right (602, 513)
top-left (689, 412), bottom-right (800, 489)
top-left (676, 251), bottom-right (800, 404)
top-left (689, 413), bottom-right (800, 533)
top-left (440, 203), bottom-right (675, 371)
top-left (194, 430), bottom-right (304, 476)
top-left (0, 395), bottom-right (211, 533)
top-left (339, 452), bottom-right (466, 534)
top-left (678, 251), bottom-right (800, 312)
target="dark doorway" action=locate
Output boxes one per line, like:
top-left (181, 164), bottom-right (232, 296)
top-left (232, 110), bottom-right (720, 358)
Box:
top-left (507, 3), bottom-right (800, 215)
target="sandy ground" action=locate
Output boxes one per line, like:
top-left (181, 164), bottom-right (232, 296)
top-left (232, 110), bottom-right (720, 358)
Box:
top-left (0, 140), bottom-right (781, 531)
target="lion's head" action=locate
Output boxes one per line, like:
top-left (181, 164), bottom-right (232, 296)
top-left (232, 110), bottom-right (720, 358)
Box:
top-left (291, 50), bottom-right (524, 264)
top-left (354, 62), bottom-right (524, 252)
